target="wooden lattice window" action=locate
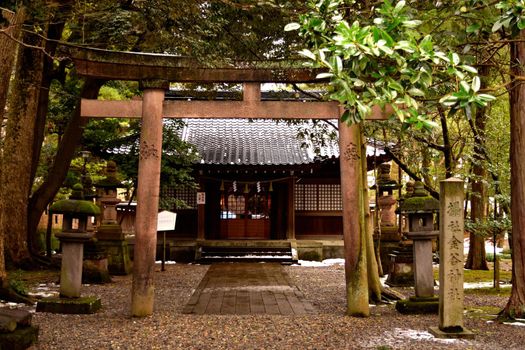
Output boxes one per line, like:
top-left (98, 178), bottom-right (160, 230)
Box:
top-left (295, 183), bottom-right (342, 211)
top-left (161, 186), bottom-right (197, 209)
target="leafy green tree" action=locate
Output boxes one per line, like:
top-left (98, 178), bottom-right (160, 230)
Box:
top-left (0, 0), bottom-right (308, 273)
top-left (491, 0), bottom-right (525, 320)
top-left (287, 0), bottom-right (495, 316)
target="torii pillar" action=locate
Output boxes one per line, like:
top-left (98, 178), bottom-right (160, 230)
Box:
top-left (131, 79), bottom-right (168, 317)
top-left (338, 118), bottom-right (369, 316)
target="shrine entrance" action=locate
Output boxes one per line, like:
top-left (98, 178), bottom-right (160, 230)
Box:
top-left (220, 181), bottom-right (271, 239)
top-left (70, 46), bottom-right (391, 316)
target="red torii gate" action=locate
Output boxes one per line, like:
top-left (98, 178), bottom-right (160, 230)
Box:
top-left (71, 47), bottom-right (390, 316)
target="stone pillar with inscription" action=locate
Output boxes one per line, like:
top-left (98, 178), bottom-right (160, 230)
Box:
top-left (131, 80), bottom-right (168, 317)
top-left (430, 178), bottom-right (474, 339)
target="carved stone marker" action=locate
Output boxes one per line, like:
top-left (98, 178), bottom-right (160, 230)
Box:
top-left (429, 178), bottom-right (474, 339)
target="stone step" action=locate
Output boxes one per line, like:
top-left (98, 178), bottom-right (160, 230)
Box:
top-left (0, 315), bottom-right (16, 333)
top-left (0, 308), bottom-right (38, 350)
top-left (198, 256), bottom-right (295, 265)
top-left (196, 243), bottom-right (296, 264)
top-left (0, 308), bottom-right (34, 334)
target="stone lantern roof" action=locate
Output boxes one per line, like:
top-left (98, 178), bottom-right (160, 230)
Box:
top-left (398, 181), bottom-right (439, 214)
top-left (94, 161), bottom-right (123, 188)
top-left (50, 184), bottom-right (100, 216)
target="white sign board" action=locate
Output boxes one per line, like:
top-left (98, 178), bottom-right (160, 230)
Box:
top-left (197, 192), bottom-right (206, 205)
top-left (157, 211), bottom-right (177, 231)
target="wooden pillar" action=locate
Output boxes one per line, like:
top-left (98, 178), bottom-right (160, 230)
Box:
top-left (131, 80), bottom-right (167, 317)
top-left (287, 176), bottom-right (296, 240)
top-left (243, 82), bottom-right (261, 102)
top-left (338, 118), bottom-right (369, 316)
top-left (197, 180), bottom-right (205, 240)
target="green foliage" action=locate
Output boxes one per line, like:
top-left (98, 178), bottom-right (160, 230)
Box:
top-left (465, 287), bottom-right (511, 296)
top-left (465, 215), bottom-right (512, 238)
top-left (82, 116), bottom-right (198, 206)
top-left (35, 228), bottom-right (60, 253)
top-left (486, 252), bottom-right (512, 262)
top-left (286, 0), bottom-right (494, 126)
top-left (8, 270), bottom-right (29, 296)
top-left (66, 0), bottom-right (304, 60)
top-left (493, 0), bottom-right (525, 35)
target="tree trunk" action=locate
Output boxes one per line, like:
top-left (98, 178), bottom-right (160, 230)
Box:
top-left (0, 28), bottom-right (44, 265)
top-left (0, 8), bottom-right (24, 121)
top-left (0, 6), bottom-right (25, 285)
top-left (439, 109), bottom-right (453, 179)
top-left (500, 29), bottom-right (525, 320)
top-left (465, 68), bottom-right (489, 270)
top-left (383, 147), bottom-right (439, 199)
top-left (27, 19), bottom-right (69, 253)
top-left (421, 146), bottom-right (433, 187)
top-left (339, 119), bottom-right (369, 317)
top-left (28, 78), bottom-right (104, 248)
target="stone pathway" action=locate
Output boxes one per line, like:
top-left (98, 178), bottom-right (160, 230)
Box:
top-left (182, 263), bottom-right (315, 315)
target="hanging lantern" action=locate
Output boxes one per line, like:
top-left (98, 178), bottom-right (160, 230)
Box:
top-left (220, 180), bottom-right (225, 192)
top-left (269, 181), bottom-right (273, 192)
top-left (244, 183), bottom-right (249, 194)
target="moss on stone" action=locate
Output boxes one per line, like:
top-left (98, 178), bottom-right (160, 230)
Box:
top-left (50, 199), bottom-right (100, 215)
top-left (36, 296), bottom-right (101, 314)
top-left (299, 250), bottom-right (322, 261)
top-left (94, 177), bottom-right (122, 188)
top-left (395, 297), bottom-right (439, 314)
top-left (399, 195), bottom-right (440, 213)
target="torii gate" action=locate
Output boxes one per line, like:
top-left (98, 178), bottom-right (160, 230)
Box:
top-left (71, 47), bottom-right (390, 316)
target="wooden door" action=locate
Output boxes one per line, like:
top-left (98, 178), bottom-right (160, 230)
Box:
top-left (220, 182), bottom-right (270, 239)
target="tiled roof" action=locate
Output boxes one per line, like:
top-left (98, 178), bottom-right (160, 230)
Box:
top-left (181, 119), bottom-right (339, 166)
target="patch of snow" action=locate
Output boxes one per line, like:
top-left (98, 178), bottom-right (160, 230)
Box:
top-left (464, 281), bottom-right (511, 289)
top-left (323, 258), bottom-right (345, 265)
top-left (293, 258), bottom-right (345, 267)
top-left (380, 275), bottom-right (388, 287)
top-left (464, 237), bottom-right (503, 255)
top-left (0, 301), bottom-right (25, 308)
top-left (155, 260), bottom-right (177, 264)
top-left (503, 322), bottom-right (525, 327)
top-left (367, 328), bottom-right (469, 348)
top-left (27, 291), bottom-right (59, 298)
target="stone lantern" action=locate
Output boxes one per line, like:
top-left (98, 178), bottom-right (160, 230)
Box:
top-left (94, 161), bottom-right (132, 275)
top-left (36, 184), bottom-right (102, 314)
top-left (395, 181), bottom-right (440, 314)
top-left (375, 164), bottom-right (400, 226)
top-left (371, 163), bottom-right (402, 271)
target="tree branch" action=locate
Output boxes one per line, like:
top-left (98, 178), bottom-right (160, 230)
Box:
top-left (384, 147), bottom-right (439, 199)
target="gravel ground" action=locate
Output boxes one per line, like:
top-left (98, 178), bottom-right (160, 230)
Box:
top-left (16, 263), bottom-right (523, 350)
